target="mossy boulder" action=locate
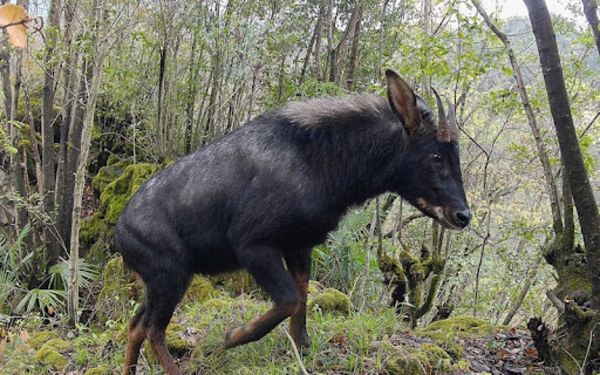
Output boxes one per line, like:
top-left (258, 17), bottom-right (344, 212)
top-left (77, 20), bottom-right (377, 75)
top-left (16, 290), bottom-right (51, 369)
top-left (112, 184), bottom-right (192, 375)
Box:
top-left (81, 162), bottom-right (161, 262)
top-left (91, 160), bottom-right (129, 197)
top-left (84, 367), bottom-right (108, 375)
top-left (420, 315), bottom-right (492, 336)
top-left (385, 342), bottom-right (458, 375)
top-left (183, 275), bottom-right (216, 304)
top-left (97, 256), bottom-right (142, 323)
top-left (28, 331), bottom-right (60, 350)
top-left (35, 343), bottom-right (68, 370)
top-left (100, 163), bottom-right (161, 225)
top-left (209, 270), bottom-right (263, 297)
top-left (416, 316), bottom-right (494, 358)
top-left (308, 287), bottom-right (352, 316)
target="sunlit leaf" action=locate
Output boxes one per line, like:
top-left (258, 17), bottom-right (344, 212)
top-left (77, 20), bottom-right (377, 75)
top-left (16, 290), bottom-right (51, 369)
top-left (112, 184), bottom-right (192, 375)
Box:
top-left (0, 4), bottom-right (28, 48)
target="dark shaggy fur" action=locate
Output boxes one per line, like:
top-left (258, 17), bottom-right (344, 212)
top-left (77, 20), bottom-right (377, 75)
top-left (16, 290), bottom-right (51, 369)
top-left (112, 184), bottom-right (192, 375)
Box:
top-left (116, 71), bottom-right (470, 375)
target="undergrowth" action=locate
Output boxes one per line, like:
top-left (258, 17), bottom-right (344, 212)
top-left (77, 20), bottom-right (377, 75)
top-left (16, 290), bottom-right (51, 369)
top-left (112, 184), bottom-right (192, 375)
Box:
top-left (0, 290), bottom-right (414, 375)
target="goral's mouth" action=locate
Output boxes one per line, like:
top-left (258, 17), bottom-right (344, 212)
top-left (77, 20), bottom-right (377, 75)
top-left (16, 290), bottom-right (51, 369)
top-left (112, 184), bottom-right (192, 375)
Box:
top-left (415, 198), bottom-right (464, 230)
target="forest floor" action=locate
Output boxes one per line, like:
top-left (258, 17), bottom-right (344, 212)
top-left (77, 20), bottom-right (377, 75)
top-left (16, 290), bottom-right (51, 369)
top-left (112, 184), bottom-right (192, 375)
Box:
top-left (0, 284), bottom-right (563, 375)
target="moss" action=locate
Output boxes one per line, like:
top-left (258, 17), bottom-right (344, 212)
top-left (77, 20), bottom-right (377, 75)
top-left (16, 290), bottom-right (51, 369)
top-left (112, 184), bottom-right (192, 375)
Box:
top-left (308, 288), bottom-right (352, 316)
top-left (91, 160), bottom-right (129, 197)
top-left (385, 342), bottom-right (455, 375)
top-left (308, 280), bottom-right (324, 295)
top-left (210, 270), bottom-right (263, 296)
top-left (420, 315), bottom-right (490, 335)
top-left (45, 338), bottom-right (71, 351)
top-left (35, 344), bottom-right (68, 370)
top-left (183, 275), bottom-right (215, 304)
top-left (415, 330), bottom-right (464, 358)
top-left (203, 298), bottom-right (230, 309)
top-left (97, 256), bottom-right (142, 323)
top-left (378, 254), bottom-right (403, 276)
top-left (80, 213), bottom-right (108, 250)
top-left (84, 367), bottom-right (108, 375)
top-left (416, 316), bottom-right (494, 358)
top-left (100, 163), bottom-right (161, 225)
top-left (28, 331), bottom-right (60, 350)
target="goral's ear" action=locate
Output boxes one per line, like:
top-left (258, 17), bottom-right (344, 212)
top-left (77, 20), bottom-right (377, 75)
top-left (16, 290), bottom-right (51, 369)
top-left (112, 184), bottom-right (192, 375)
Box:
top-left (385, 70), bottom-right (425, 135)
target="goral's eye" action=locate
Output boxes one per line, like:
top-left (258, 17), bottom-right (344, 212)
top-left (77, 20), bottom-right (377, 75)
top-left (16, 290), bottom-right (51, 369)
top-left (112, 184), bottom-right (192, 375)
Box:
top-left (433, 153), bottom-right (443, 163)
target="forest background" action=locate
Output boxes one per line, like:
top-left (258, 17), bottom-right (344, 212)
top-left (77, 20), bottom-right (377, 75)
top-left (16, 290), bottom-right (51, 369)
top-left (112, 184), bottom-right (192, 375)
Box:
top-left (0, 0), bottom-right (600, 373)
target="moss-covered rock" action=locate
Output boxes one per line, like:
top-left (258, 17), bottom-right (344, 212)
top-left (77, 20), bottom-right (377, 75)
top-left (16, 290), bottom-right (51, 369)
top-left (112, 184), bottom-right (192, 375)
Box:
top-left (183, 275), bottom-right (216, 304)
top-left (81, 162), bottom-right (161, 262)
top-left (210, 270), bottom-right (263, 297)
top-left (97, 256), bottom-right (142, 323)
top-left (308, 287), bottom-right (352, 316)
top-left (420, 315), bottom-right (492, 336)
top-left (101, 163), bottom-right (161, 225)
top-left (35, 343), bottom-right (68, 370)
top-left (45, 338), bottom-right (71, 351)
top-left (385, 342), bottom-right (455, 375)
top-left (28, 331), bottom-right (60, 350)
top-left (416, 316), bottom-right (495, 359)
top-left (91, 160), bottom-right (129, 197)
top-left (84, 367), bottom-right (108, 375)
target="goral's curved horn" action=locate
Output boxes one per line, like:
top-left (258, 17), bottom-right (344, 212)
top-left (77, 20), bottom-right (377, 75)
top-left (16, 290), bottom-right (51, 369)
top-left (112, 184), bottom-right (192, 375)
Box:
top-left (446, 98), bottom-right (458, 142)
top-left (431, 87), bottom-right (458, 143)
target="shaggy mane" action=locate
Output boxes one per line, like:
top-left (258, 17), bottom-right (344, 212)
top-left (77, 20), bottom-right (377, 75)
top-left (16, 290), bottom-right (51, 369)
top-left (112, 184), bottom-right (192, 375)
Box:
top-left (281, 94), bottom-right (394, 130)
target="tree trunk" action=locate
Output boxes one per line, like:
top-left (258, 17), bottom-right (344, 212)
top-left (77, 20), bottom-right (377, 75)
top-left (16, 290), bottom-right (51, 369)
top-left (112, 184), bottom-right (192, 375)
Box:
top-left (524, 0), bottom-right (600, 371)
top-left (67, 38), bottom-right (109, 328)
top-left (41, 0), bottom-right (61, 266)
top-left (524, 0), bottom-right (600, 310)
top-left (581, 0), bottom-right (600, 55)
top-left (346, 2), bottom-right (363, 91)
top-left (472, 0), bottom-right (563, 235)
top-left (157, 40), bottom-right (167, 158)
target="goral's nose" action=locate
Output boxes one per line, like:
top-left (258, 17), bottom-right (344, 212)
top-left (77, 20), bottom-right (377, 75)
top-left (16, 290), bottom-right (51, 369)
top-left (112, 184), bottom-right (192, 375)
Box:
top-left (452, 209), bottom-right (471, 228)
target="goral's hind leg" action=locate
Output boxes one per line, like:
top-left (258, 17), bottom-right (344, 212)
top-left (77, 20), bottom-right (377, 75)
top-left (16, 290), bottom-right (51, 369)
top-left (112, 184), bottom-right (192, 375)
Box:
top-left (123, 304), bottom-right (147, 375)
top-left (285, 250), bottom-right (312, 348)
top-left (123, 271), bottom-right (191, 375)
top-left (224, 246), bottom-right (300, 348)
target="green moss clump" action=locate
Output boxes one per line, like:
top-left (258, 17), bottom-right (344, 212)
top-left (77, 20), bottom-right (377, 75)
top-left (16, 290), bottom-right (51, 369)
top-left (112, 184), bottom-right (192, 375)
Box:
top-left (210, 270), bottom-right (263, 297)
top-left (308, 280), bottom-right (324, 295)
top-left (183, 275), bottom-right (215, 304)
top-left (308, 288), bottom-right (352, 316)
top-left (97, 256), bottom-right (142, 323)
top-left (45, 338), bottom-right (71, 351)
top-left (35, 344), bottom-right (68, 370)
top-left (416, 316), bottom-right (497, 359)
top-left (81, 163), bottom-right (161, 261)
top-left (100, 163), bottom-right (161, 225)
top-left (385, 342), bottom-right (454, 375)
top-left (420, 315), bottom-right (490, 336)
top-left (84, 367), bottom-right (108, 375)
top-left (91, 160), bottom-right (129, 197)
top-left (28, 331), bottom-right (60, 349)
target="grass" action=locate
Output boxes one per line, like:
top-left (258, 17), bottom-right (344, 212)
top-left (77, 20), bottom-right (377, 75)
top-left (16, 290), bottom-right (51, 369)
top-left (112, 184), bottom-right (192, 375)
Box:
top-left (0, 290), bottom-right (455, 375)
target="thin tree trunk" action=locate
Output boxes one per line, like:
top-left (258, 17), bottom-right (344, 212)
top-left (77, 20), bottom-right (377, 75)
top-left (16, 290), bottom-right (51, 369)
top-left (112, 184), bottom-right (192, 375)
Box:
top-left (156, 40), bottom-right (167, 158)
top-left (581, 0), bottom-right (600, 55)
top-left (41, 0), bottom-right (61, 266)
top-left (524, 0), bottom-right (600, 310)
top-left (346, 2), bottom-right (363, 91)
top-left (472, 0), bottom-right (563, 236)
top-left (68, 40), bottom-right (109, 328)
top-left (503, 254), bottom-right (544, 326)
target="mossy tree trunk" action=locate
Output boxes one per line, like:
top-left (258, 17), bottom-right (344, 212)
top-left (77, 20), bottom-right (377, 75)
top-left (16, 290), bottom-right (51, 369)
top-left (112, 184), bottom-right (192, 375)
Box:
top-left (523, 0), bottom-right (600, 372)
top-left (378, 220), bottom-right (447, 328)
